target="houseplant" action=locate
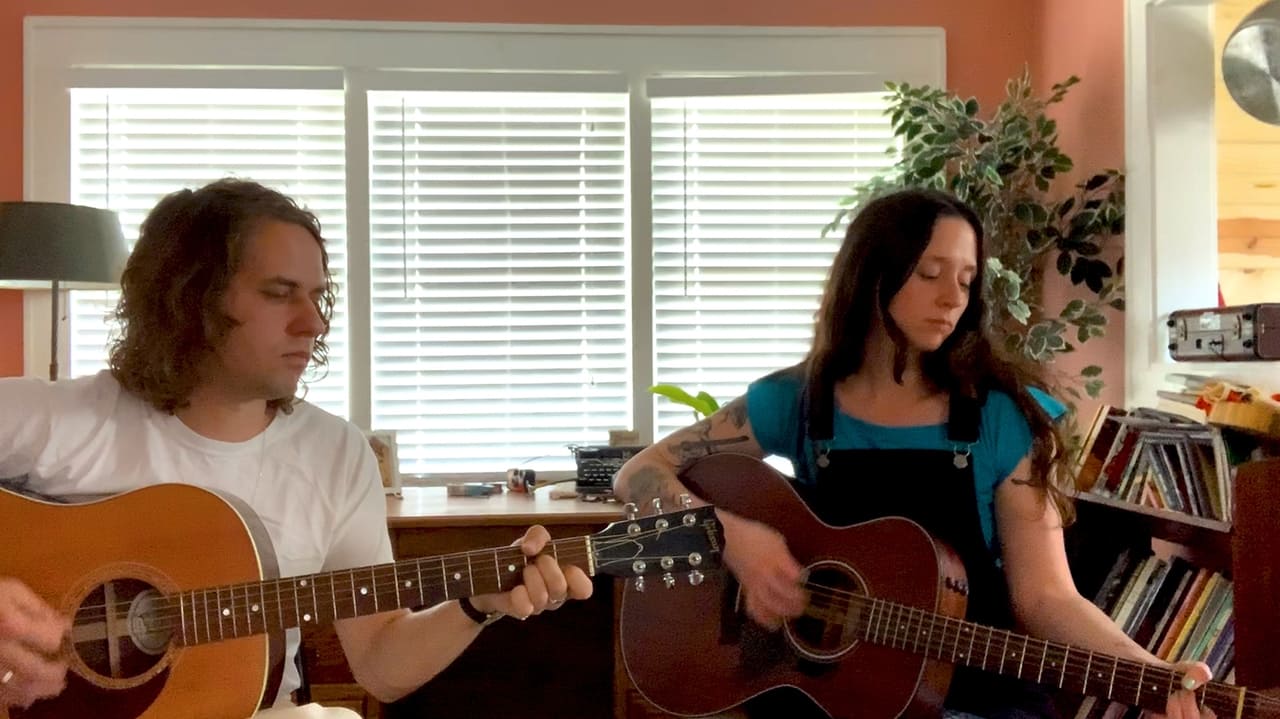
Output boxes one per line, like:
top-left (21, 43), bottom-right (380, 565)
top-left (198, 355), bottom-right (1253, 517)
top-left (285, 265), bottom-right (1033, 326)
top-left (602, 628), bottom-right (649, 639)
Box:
top-left (825, 69), bottom-right (1125, 405)
top-left (649, 383), bottom-right (720, 421)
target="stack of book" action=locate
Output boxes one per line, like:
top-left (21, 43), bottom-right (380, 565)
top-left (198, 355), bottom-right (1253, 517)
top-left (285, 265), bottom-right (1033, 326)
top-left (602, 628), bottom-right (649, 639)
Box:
top-left (1070, 549), bottom-right (1236, 719)
top-left (1073, 407), bottom-right (1233, 522)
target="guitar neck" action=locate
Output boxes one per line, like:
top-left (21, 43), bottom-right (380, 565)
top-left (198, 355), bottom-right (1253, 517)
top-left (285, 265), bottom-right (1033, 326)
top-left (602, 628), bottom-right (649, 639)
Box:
top-left (169, 536), bottom-right (592, 646)
top-left (854, 596), bottom-right (1263, 717)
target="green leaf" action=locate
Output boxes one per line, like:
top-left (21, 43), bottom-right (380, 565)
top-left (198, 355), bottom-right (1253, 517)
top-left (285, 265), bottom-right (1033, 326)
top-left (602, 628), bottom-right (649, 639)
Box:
top-left (965, 97), bottom-right (979, 116)
top-left (1081, 364), bottom-right (1103, 377)
top-left (1084, 173), bottom-right (1109, 191)
top-left (1085, 379), bottom-right (1104, 399)
top-left (1009, 300), bottom-right (1032, 324)
top-left (694, 391), bottom-right (721, 415)
top-left (1059, 299), bottom-right (1085, 318)
top-left (649, 384), bottom-right (700, 409)
top-left (1056, 251), bottom-right (1072, 275)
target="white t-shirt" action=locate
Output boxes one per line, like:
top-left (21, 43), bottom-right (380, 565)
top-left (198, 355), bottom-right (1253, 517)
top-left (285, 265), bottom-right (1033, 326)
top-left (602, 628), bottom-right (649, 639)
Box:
top-left (0, 371), bottom-right (394, 707)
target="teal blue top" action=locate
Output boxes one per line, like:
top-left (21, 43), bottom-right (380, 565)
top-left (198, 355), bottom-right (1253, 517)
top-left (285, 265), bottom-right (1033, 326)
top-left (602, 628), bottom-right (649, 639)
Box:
top-left (746, 372), bottom-right (1066, 552)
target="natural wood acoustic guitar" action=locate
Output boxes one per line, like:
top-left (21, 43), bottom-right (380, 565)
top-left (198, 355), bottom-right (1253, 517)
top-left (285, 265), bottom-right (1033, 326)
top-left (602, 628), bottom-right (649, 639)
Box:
top-left (0, 484), bottom-right (723, 718)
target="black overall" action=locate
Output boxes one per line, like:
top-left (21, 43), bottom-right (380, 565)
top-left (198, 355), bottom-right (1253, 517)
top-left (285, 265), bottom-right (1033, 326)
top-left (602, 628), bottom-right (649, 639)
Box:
top-left (745, 387), bottom-right (1058, 719)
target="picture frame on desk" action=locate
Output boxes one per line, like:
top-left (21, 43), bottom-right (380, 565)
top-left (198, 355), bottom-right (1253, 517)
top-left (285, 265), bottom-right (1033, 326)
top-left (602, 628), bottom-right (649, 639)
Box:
top-left (364, 430), bottom-right (402, 496)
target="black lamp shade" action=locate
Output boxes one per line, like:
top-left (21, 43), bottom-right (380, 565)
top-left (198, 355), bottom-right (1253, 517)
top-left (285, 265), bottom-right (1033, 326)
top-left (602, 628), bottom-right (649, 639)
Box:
top-left (0, 201), bottom-right (129, 290)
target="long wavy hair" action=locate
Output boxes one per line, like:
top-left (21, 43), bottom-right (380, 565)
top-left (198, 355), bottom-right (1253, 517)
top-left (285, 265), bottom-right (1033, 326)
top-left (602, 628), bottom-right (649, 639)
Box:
top-left (804, 188), bottom-right (1075, 523)
top-left (109, 178), bottom-right (335, 414)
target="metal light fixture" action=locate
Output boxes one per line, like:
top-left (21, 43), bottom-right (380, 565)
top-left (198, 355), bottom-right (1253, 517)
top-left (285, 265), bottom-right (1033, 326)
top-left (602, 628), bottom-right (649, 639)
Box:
top-left (0, 202), bottom-right (129, 380)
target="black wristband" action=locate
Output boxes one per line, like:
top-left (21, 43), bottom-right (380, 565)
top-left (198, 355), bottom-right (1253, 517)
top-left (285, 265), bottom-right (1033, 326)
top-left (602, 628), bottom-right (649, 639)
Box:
top-left (458, 596), bottom-right (499, 626)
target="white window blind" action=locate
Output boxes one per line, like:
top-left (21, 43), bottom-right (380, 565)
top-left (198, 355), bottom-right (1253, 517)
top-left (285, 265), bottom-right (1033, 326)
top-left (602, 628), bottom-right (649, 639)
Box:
top-left (68, 88), bottom-right (350, 417)
top-left (368, 91), bottom-right (630, 474)
top-left (651, 92), bottom-right (898, 437)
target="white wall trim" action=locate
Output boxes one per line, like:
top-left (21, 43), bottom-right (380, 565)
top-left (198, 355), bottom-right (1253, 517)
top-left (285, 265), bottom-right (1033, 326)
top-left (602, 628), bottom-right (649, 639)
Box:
top-left (1123, 0), bottom-right (1278, 408)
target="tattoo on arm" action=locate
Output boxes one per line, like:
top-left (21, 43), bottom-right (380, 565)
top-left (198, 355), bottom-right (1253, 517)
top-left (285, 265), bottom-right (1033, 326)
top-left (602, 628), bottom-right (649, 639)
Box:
top-left (622, 464), bottom-right (688, 509)
top-left (723, 397), bottom-right (748, 429)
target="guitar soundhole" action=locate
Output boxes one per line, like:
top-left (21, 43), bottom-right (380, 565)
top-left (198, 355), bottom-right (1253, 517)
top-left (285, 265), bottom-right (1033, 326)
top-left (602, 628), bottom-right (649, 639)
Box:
top-left (786, 560), bottom-right (865, 663)
top-left (71, 578), bottom-right (172, 687)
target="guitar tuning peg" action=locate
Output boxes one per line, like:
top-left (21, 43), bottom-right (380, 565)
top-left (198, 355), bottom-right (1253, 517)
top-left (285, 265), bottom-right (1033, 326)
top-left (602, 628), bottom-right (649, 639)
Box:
top-left (678, 493), bottom-right (692, 508)
top-left (650, 497), bottom-right (663, 514)
top-left (688, 570), bottom-right (704, 586)
top-left (633, 576), bottom-right (645, 592)
top-left (662, 573), bottom-right (676, 589)
top-left (623, 502), bottom-right (637, 520)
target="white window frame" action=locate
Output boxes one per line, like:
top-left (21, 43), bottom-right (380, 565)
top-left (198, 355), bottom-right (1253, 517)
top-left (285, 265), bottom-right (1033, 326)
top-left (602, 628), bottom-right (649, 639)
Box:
top-left (25, 17), bottom-right (943, 454)
top-left (1124, 0), bottom-right (1279, 411)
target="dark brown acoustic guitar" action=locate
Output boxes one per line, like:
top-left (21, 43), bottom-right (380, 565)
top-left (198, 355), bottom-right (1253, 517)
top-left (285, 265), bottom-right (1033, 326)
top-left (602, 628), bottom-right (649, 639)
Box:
top-left (0, 483), bottom-right (723, 718)
top-left (619, 453), bottom-right (1278, 719)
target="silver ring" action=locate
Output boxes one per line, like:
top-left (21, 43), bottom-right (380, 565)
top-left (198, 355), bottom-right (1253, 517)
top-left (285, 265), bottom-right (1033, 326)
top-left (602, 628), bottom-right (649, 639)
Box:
top-left (548, 597), bottom-right (565, 608)
top-left (1, 669), bottom-right (13, 685)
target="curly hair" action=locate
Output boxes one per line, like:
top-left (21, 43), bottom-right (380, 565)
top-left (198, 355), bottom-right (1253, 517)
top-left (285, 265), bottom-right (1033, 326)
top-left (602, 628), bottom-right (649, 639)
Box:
top-left (108, 178), bottom-right (335, 414)
top-left (804, 188), bottom-right (1076, 524)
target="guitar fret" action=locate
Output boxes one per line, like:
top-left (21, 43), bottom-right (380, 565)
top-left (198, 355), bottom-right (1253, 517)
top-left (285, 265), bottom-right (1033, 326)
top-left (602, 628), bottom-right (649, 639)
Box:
top-left (1059, 647), bottom-right (1069, 689)
top-left (1017, 634), bottom-right (1028, 679)
top-left (276, 579), bottom-right (285, 635)
top-left (371, 569), bottom-right (379, 613)
top-left (466, 554), bottom-right (475, 596)
top-left (440, 559), bottom-right (449, 600)
top-left (203, 590), bottom-right (212, 642)
top-left (392, 563), bottom-right (400, 610)
top-left (931, 603), bottom-right (942, 655)
top-left (416, 559), bottom-right (426, 608)
top-left (1105, 655), bottom-right (1117, 698)
top-left (997, 629), bottom-right (1010, 674)
top-left (217, 586), bottom-right (228, 639)
top-left (294, 578), bottom-right (303, 627)
top-left (349, 571), bottom-right (357, 616)
top-left (179, 593), bottom-right (189, 646)
top-left (980, 626), bottom-right (992, 670)
top-left (1082, 651), bottom-right (1093, 693)
top-left (330, 573), bottom-right (338, 621)
top-left (1037, 638), bottom-right (1047, 683)
top-left (1133, 662), bottom-right (1145, 705)
top-left (243, 585), bottom-right (254, 636)
top-left (493, 551), bottom-right (501, 593)
top-left (258, 582), bottom-right (266, 635)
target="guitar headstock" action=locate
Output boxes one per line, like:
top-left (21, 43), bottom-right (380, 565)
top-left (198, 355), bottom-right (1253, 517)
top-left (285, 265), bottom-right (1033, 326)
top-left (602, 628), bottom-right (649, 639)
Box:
top-left (591, 497), bottom-right (723, 591)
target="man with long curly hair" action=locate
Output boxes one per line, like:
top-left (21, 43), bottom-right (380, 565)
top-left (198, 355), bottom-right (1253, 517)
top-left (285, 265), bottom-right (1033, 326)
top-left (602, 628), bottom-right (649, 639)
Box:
top-left (0, 179), bottom-right (591, 717)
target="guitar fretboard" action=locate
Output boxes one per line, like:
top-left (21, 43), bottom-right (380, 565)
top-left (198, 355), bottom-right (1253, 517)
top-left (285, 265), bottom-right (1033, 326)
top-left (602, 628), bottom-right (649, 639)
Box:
top-left (836, 593), bottom-right (1265, 718)
top-left (166, 538), bottom-right (590, 646)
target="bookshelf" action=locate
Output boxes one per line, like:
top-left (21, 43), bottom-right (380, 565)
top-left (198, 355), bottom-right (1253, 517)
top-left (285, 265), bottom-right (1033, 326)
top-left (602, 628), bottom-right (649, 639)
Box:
top-left (1065, 456), bottom-right (1280, 695)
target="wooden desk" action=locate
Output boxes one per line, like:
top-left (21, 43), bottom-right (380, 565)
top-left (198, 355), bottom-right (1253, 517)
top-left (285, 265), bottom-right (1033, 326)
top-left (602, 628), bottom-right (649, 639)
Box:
top-left (305, 487), bottom-right (631, 719)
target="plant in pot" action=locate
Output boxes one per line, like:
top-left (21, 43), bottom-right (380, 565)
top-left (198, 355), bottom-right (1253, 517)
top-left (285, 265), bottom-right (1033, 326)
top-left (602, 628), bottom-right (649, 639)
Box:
top-left (825, 69), bottom-right (1125, 411)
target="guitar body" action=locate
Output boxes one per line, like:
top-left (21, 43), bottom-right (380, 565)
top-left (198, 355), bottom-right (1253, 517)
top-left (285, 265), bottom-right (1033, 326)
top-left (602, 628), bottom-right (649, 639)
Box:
top-left (0, 485), bottom-right (281, 719)
top-left (620, 454), bottom-right (969, 719)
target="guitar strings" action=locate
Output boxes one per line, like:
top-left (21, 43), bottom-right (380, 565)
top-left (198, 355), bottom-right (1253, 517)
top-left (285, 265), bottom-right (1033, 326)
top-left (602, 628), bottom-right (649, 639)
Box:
top-left (59, 527), bottom-right (1276, 715)
top-left (794, 581), bottom-right (1276, 713)
top-left (66, 525), bottom-right (703, 628)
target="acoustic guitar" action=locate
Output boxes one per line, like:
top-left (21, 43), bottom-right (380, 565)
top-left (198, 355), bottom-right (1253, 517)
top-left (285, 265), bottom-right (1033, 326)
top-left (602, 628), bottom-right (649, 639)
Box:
top-left (0, 484), bottom-right (723, 718)
top-left (620, 453), bottom-right (1278, 719)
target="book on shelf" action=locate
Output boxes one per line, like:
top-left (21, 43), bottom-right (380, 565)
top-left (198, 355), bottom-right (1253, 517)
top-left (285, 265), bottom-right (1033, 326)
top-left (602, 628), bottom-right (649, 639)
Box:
top-left (1073, 407), bottom-right (1235, 523)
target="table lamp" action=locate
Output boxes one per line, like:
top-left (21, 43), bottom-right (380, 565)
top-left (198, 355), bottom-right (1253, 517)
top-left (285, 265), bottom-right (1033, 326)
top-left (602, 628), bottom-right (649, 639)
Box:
top-left (0, 202), bottom-right (129, 380)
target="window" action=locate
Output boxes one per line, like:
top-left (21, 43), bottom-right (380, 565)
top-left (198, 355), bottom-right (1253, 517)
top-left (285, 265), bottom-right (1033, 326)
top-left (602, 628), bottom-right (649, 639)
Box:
top-left (28, 20), bottom-right (943, 478)
top-left (650, 92), bottom-right (898, 436)
top-left (367, 91), bottom-right (630, 473)
top-left (67, 88), bottom-right (350, 417)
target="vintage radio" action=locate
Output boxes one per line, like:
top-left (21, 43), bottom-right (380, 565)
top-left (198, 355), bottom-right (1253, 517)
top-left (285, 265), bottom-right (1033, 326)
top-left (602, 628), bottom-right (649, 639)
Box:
top-left (1167, 303), bottom-right (1280, 361)
top-left (572, 444), bottom-right (646, 496)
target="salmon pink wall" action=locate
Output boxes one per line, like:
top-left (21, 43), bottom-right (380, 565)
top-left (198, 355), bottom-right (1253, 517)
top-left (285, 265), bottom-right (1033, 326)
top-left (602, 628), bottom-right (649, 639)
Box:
top-left (0, 0), bottom-right (1071, 377)
top-left (1037, 0), bottom-right (1127, 411)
